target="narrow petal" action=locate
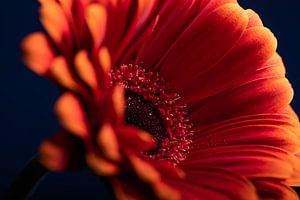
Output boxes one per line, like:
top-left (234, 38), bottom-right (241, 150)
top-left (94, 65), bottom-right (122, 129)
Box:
top-left (182, 145), bottom-right (296, 180)
top-left (75, 50), bottom-right (98, 89)
top-left (129, 156), bottom-right (161, 183)
top-left (98, 47), bottom-right (112, 74)
top-left (112, 85), bottom-right (125, 119)
top-left (86, 151), bottom-right (119, 176)
top-left (117, 126), bottom-right (155, 153)
top-left (136, 0), bottom-right (201, 67)
top-left (39, 0), bottom-right (70, 44)
top-left (39, 131), bottom-right (85, 171)
top-left (97, 123), bottom-right (121, 162)
top-left (85, 4), bottom-right (107, 48)
top-left (160, 3), bottom-right (248, 86)
top-left (190, 77), bottom-right (293, 128)
top-left (168, 167), bottom-right (258, 200)
top-left (114, 0), bottom-right (159, 62)
top-left (21, 32), bottom-right (54, 75)
top-left (252, 180), bottom-right (299, 200)
top-left (50, 56), bottom-right (79, 90)
top-left (178, 26), bottom-right (277, 102)
top-left (193, 124), bottom-right (300, 153)
top-left (55, 93), bottom-right (89, 138)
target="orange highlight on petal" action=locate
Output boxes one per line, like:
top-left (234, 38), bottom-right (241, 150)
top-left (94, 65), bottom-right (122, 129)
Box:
top-left (21, 32), bottom-right (54, 75)
top-left (75, 50), bottom-right (98, 89)
top-left (86, 152), bottom-right (119, 176)
top-left (55, 93), bottom-right (89, 138)
top-left (153, 181), bottom-right (180, 200)
top-left (50, 56), bottom-right (78, 90)
top-left (97, 123), bottom-right (122, 162)
top-left (130, 156), bottom-right (161, 183)
top-left (112, 85), bottom-right (125, 119)
top-left (39, 0), bottom-right (69, 43)
top-left (39, 141), bottom-right (65, 171)
top-left (86, 4), bottom-right (107, 48)
top-left (98, 47), bottom-right (111, 74)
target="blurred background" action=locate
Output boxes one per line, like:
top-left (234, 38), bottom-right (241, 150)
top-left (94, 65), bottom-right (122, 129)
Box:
top-left (0, 0), bottom-right (299, 199)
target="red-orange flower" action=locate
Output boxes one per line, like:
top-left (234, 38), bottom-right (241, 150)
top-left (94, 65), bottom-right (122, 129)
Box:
top-left (22, 0), bottom-right (300, 199)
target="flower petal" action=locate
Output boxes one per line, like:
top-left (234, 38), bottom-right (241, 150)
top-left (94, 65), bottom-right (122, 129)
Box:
top-left (252, 180), bottom-right (299, 200)
top-left (182, 145), bottom-right (297, 180)
top-left (97, 123), bottom-right (121, 162)
top-left (117, 126), bottom-right (155, 153)
top-left (85, 4), bottom-right (107, 48)
top-left (21, 32), bottom-right (54, 75)
top-left (159, 3), bottom-right (248, 87)
top-left (75, 50), bottom-right (98, 89)
top-left (189, 77), bottom-right (293, 127)
top-left (136, 0), bottom-right (202, 67)
top-left (55, 93), bottom-right (89, 138)
top-left (39, 0), bottom-right (70, 44)
top-left (178, 26), bottom-right (277, 103)
top-left (39, 131), bottom-right (85, 171)
top-left (246, 9), bottom-right (263, 28)
top-left (168, 167), bottom-right (258, 200)
top-left (86, 151), bottom-right (120, 176)
top-left (50, 56), bottom-right (79, 90)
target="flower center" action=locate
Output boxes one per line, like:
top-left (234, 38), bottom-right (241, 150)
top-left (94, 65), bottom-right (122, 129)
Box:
top-left (125, 90), bottom-right (168, 154)
top-left (110, 64), bottom-right (192, 163)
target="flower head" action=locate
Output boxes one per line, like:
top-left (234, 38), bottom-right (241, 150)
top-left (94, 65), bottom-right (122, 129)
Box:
top-left (22, 0), bottom-right (300, 199)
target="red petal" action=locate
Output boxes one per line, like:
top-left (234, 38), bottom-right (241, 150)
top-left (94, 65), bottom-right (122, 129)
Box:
top-left (114, 0), bottom-right (159, 63)
top-left (193, 124), bottom-right (300, 153)
top-left (189, 77), bottom-right (293, 128)
top-left (182, 145), bottom-right (297, 180)
top-left (159, 3), bottom-right (248, 87)
top-left (117, 126), bottom-right (155, 153)
top-left (136, 0), bottom-right (202, 67)
top-left (252, 180), bottom-right (299, 200)
top-left (168, 167), bottom-right (257, 200)
top-left (178, 27), bottom-right (277, 103)
top-left (39, 131), bottom-right (85, 171)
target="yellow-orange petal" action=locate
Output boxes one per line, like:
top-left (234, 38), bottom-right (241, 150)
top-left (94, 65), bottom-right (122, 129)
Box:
top-left (97, 123), bottom-right (121, 162)
top-left (86, 152), bottom-right (119, 176)
top-left (57, 0), bottom-right (73, 18)
top-left (246, 9), bottom-right (263, 28)
top-left (55, 93), bottom-right (89, 138)
top-left (98, 47), bottom-right (112, 74)
top-left (85, 4), bottom-right (107, 47)
top-left (75, 50), bottom-right (98, 89)
top-left (39, 0), bottom-right (69, 43)
top-left (130, 156), bottom-right (161, 183)
top-left (153, 181), bottom-right (180, 200)
top-left (39, 140), bottom-right (65, 171)
top-left (21, 32), bottom-right (54, 75)
top-left (50, 56), bottom-right (78, 90)
top-left (39, 131), bottom-right (85, 171)
top-left (112, 85), bottom-right (125, 119)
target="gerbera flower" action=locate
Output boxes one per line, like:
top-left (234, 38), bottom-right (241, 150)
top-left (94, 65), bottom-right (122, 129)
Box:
top-left (21, 0), bottom-right (300, 199)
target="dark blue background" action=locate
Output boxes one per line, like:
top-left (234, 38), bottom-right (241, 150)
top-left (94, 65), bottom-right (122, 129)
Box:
top-left (0, 1), bottom-right (299, 199)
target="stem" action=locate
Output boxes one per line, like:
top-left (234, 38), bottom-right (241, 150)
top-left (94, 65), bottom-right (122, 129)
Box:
top-left (3, 156), bottom-right (48, 200)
